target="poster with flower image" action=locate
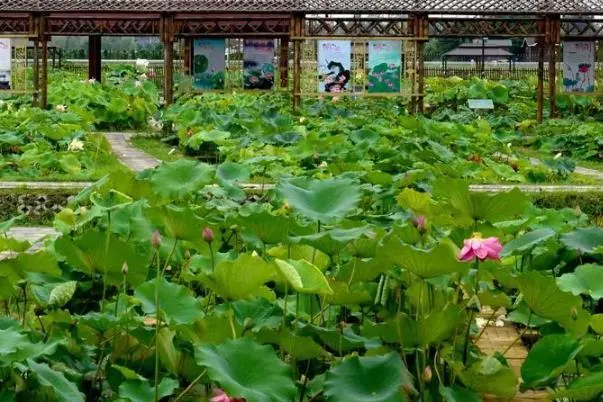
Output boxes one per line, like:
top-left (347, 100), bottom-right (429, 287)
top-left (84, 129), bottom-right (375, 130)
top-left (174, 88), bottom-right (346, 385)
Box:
top-left (368, 40), bottom-right (401, 93)
top-left (0, 38), bottom-right (11, 90)
top-left (243, 39), bottom-right (275, 90)
top-left (317, 40), bottom-right (351, 93)
top-left (563, 41), bottom-right (596, 93)
top-left (193, 39), bottom-right (225, 90)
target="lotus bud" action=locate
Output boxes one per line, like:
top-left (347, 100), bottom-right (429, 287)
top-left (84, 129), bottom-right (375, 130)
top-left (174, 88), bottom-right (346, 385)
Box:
top-left (184, 249), bottom-right (191, 260)
top-left (151, 230), bottom-right (162, 249)
top-left (121, 261), bottom-right (129, 276)
top-left (554, 152), bottom-right (563, 160)
top-left (412, 215), bottom-right (427, 233)
top-left (202, 227), bottom-right (214, 243)
top-left (283, 200), bottom-right (290, 211)
top-left (575, 205), bottom-right (582, 216)
top-left (422, 366), bottom-right (433, 383)
top-left (243, 317), bottom-right (254, 329)
top-left (571, 306), bottom-right (578, 320)
top-left (165, 265), bottom-right (172, 272)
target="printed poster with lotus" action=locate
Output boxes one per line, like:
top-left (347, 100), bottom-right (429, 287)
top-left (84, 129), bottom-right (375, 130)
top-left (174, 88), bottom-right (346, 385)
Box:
top-left (563, 41), bottom-right (596, 93)
top-left (368, 40), bottom-right (401, 93)
top-left (317, 40), bottom-right (352, 93)
top-left (193, 39), bottom-right (226, 90)
top-left (243, 39), bottom-right (275, 90)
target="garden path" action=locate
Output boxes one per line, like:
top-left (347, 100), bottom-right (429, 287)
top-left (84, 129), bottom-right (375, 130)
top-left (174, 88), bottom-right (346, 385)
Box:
top-left (103, 132), bottom-right (161, 172)
top-left (477, 309), bottom-right (547, 401)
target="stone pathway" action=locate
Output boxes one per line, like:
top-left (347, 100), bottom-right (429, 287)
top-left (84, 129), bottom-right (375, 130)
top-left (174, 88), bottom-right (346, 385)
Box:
top-left (528, 157), bottom-right (603, 181)
top-left (0, 227), bottom-right (59, 258)
top-left (470, 184), bottom-right (603, 193)
top-left (103, 132), bottom-right (161, 172)
top-left (0, 181), bottom-right (91, 190)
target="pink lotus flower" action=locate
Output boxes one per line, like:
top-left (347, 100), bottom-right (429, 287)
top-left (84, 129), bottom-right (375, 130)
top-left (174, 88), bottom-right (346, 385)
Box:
top-left (459, 233), bottom-right (502, 261)
top-left (211, 388), bottom-right (246, 402)
top-left (412, 215), bottom-right (427, 233)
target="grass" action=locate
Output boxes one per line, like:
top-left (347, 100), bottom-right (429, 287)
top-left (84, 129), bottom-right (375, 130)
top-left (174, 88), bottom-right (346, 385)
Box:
top-left (129, 135), bottom-right (191, 163)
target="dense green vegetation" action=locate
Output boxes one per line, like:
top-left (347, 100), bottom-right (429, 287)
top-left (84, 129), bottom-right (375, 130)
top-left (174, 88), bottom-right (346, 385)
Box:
top-left (0, 67), bottom-right (601, 402)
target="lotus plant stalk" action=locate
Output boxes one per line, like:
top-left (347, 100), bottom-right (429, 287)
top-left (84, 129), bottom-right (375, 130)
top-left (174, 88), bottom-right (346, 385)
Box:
top-left (151, 230), bottom-right (162, 402)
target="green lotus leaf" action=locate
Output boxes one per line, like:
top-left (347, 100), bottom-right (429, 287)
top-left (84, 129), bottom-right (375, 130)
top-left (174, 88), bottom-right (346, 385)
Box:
top-left (382, 236), bottom-right (467, 279)
top-left (324, 280), bottom-right (375, 305)
top-left (291, 225), bottom-right (377, 256)
top-left (179, 312), bottom-right (243, 346)
top-left (217, 161), bottom-right (250, 183)
top-left (396, 188), bottom-right (434, 216)
top-left (48, 281), bottom-right (77, 308)
top-left (298, 323), bottom-right (373, 353)
top-left (55, 231), bottom-right (148, 286)
top-left (119, 377), bottom-right (178, 402)
top-left (150, 160), bottom-right (215, 200)
top-left (551, 371), bottom-right (603, 401)
top-left (459, 356), bottom-right (517, 399)
top-left (237, 209), bottom-right (291, 245)
top-left (90, 189), bottom-right (133, 211)
top-left (0, 251), bottom-right (60, 285)
top-left (522, 334), bottom-right (582, 389)
top-left (196, 338), bottom-right (296, 402)
top-left (27, 359), bottom-right (84, 402)
top-left (558, 264), bottom-right (603, 300)
top-left (257, 329), bottom-right (328, 360)
top-left (186, 129), bottom-right (231, 149)
top-left (519, 272), bottom-right (590, 336)
top-left (0, 214), bottom-right (24, 233)
top-left (268, 244), bottom-right (330, 271)
top-left (591, 314), bottom-right (603, 335)
top-left (324, 352), bottom-right (414, 402)
top-left (275, 259), bottom-right (333, 295)
top-left (502, 228), bottom-right (556, 257)
top-left (232, 297), bottom-right (282, 333)
top-left (59, 154), bottom-right (82, 175)
top-left (279, 177), bottom-right (361, 222)
top-left (561, 227), bottom-right (603, 254)
top-left (135, 277), bottom-right (203, 326)
top-left (202, 253), bottom-right (275, 300)
top-left (439, 385), bottom-right (481, 402)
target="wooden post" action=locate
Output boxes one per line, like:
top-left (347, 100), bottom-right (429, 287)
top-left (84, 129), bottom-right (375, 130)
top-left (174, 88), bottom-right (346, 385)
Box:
top-left (161, 14), bottom-right (175, 105)
top-left (33, 37), bottom-right (39, 107)
top-left (536, 20), bottom-right (546, 123)
top-left (291, 14), bottom-right (303, 110)
top-left (40, 16), bottom-right (48, 109)
top-left (88, 35), bottom-right (102, 82)
top-left (183, 37), bottom-right (192, 75)
top-left (407, 16), bottom-right (416, 114)
top-left (548, 15), bottom-right (560, 119)
top-left (417, 14), bottom-right (428, 115)
top-left (279, 37), bottom-right (289, 89)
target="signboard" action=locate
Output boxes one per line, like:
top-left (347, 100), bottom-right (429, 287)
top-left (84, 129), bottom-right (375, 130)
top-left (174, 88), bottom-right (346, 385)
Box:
top-left (468, 99), bottom-right (494, 109)
top-left (368, 40), bottom-right (401, 93)
top-left (563, 41), bottom-right (596, 93)
top-left (317, 40), bottom-right (351, 93)
top-left (0, 38), bottom-right (11, 90)
top-left (192, 39), bottom-right (225, 90)
top-left (243, 39), bottom-right (275, 90)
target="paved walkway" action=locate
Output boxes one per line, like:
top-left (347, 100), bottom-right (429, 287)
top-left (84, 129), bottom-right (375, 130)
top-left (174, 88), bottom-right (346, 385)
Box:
top-left (103, 132), bottom-right (161, 172)
top-left (528, 157), bottom-right (603, 181)
top-left (0, 181), bottom-right (92, 190)
top-left (0, 227), bottom-right (59, 259)
top-left (470, 184), bottom-right (603, 193)
top-left (477, 309), bottom-right (547, 401)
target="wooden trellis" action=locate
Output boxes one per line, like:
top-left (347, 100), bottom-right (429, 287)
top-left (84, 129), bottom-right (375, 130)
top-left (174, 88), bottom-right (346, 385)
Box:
top-left (0, 0), bottom-right (601, 119)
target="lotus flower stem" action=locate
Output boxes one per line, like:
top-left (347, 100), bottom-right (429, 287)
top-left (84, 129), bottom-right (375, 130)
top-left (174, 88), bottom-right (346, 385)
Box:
top-left (173, 369), bottom-right (207, 402)
top-left (463, 310), bottom-right (475, 365)
top-left (502, 311), bottom-right (531, 356)
top-left (101, 211), bottom-right (111, 312)
top-left (154, 249), bottom-right (161, 402)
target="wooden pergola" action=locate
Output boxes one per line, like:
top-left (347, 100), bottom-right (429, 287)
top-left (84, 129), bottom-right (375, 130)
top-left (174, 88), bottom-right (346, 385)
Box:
top-left (1, 0), bottom-right (602, 121)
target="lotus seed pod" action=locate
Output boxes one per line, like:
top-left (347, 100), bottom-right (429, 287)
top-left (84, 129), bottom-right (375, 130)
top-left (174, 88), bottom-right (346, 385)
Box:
top-left (121, 261), bottom-right (128, 275)
top-left (151, 230), bottom-right (162, 249)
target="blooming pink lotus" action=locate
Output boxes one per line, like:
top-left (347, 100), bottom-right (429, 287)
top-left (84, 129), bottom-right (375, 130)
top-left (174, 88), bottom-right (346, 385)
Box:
top-left (211, 389), bottom-right (246, 402)
top-left (459, 233), bottom-right (502, 261)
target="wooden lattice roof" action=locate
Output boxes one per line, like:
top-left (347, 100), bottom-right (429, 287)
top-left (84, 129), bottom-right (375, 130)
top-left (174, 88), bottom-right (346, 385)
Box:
top-left (2, 0), bottom-right (602, 14)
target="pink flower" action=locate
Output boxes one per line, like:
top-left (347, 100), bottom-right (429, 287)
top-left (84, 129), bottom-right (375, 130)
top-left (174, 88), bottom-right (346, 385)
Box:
top-left (211, 388), bottom-right (245, 402)
top-left (203, 227), bottom-right (214, 243)
top-left (412, 215), bottom-right (427, 233)
top-left (459, 233), bottom-right (502, 261)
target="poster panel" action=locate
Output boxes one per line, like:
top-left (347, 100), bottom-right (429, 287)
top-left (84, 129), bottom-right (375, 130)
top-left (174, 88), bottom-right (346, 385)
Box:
top-left (0, 38), bottom-right (11, 90)
top-left (317, 40), bottom-right (351, 93)
top-left (243, 39), bottom-right (275, 90)
top-left (368, 40), bottom-right (401, 93)
top-left (563, 41), bottom-right (596, 93)
top-left (192, 39), bottom-right (226, 90)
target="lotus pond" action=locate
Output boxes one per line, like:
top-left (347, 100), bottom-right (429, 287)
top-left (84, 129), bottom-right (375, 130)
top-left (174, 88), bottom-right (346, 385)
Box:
top-left (0, 68), bottom-right (601, 402)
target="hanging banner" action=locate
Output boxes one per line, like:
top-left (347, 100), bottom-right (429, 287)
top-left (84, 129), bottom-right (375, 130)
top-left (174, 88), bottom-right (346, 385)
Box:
top-left (317, 40), bottom-right (351, 93)
top-left (563, 41), bottom-right (596, 93)
top-left (192, 39), bottom-right (226, 90)
top-left (243, 39), bottom-right (275, 90)
top-left (0, 38), bottom-right (11, 90)
top-left (368, 40), bottom-right (401, 93)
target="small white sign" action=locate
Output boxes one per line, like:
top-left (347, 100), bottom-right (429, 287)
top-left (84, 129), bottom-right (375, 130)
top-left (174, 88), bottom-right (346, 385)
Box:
top-left (468, 99), bottom-right (494, 109)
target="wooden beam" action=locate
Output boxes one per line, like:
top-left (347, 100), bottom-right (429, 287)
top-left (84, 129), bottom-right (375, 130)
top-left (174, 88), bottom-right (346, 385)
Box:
top-left (32, 34), bottom-right (39, 107)
top-left (161, 14), bottom-right (175, 105)
top-left (88, 35), bottom-right (102, 82)
top-left (279, 37), bottom-right (289, 89)
top-left (536, 19), bottom-right (546, 123)
top-left (291, 14), bottom-right (303, 110)
top-left (548, 15), bottom-right (560, 119)
top-left (41, 34), bottom-right (48, 108)
top-left (183, 37), bottom-right (192, 75)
